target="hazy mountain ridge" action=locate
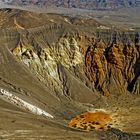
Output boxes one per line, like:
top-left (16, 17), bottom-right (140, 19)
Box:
top-left (2, 0), bottom-right (140, 10)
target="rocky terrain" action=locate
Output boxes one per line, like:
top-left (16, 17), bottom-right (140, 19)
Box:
top-left (0, 8), bottom-right (140, 139)
top-left (2, 0), bottom-right (140, 10)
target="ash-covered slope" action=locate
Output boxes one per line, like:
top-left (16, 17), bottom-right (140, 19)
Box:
top-left (0, 9), bottom-right (140, 139)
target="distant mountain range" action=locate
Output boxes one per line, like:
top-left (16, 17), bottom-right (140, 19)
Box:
top-left (2, 0), bottom-right (140, 10)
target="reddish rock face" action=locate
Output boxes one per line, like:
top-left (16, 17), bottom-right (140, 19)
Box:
top-left (82, 34), bottom-right (140, 96)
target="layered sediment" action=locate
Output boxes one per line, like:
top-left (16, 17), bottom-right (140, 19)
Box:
top-left (0, 9), bottom-right (140, 99)
top-left (9, 27), bottom-right (140, 97)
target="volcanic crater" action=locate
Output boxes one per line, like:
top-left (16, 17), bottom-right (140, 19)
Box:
top-left (0, 8), bottom-right (139, 140)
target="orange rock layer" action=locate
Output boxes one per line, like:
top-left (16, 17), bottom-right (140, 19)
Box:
top-left (69, 112), bottom-right (112, 131)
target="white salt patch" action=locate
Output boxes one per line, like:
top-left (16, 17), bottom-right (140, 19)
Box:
top-left (0, 88), bottom-right (54, 118)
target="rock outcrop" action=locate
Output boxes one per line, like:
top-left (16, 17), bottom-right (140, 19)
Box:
top-left (10, 28), bottom-right (140, 97)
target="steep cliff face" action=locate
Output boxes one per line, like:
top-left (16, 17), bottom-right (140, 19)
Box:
top-left (84, 32), bottom-right (140, 95)
top-left (12, 36), bottom-right (84, 96)
top-left (11, 27), bottom-right (140, 97)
